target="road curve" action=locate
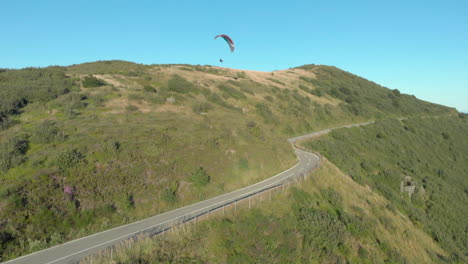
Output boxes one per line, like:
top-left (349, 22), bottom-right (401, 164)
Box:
top-left (2, 121), bottom-right (373, 264)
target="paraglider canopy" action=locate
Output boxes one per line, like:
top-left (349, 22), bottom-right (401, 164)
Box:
top-left (215, 34), bottom-right (235, 52)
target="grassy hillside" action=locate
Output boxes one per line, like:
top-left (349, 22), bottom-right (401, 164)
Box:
top-left (301, 115), bottom-right (468, 262)
top-left (0, 67), bottom-right (75, 130)
top-left (86, 115), bottom-right (466, 264)
top-left (0, 60), bottom-right (457, 260)
top-left (85, 161), bottom-right (449, 264)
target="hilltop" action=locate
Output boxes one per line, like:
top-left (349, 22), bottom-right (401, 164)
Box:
top-left (0, 61), bottom-right (461, 261)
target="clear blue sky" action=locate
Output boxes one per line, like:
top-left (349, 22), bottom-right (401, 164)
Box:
top-left (2, 0), bottom-right (467, 112)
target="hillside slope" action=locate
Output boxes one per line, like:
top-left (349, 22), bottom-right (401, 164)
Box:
top-left (302, 116), bottom-right (468, 262)
top-left (0, 61), bottom-right (458, 261)
top-left (86, 115), bottom-right (466, 264)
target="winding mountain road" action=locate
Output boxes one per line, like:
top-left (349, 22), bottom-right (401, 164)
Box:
top-left (3, 121), bottom-right (373, 264)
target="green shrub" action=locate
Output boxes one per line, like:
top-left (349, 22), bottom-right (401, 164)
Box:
top-left (192, 102), bottom-right (212, 114)
top-left (379, 215), bottom-right (395, 231)
top-left (167, 75), bottom-right (195, 93)
top-left (161, 188), bottom-right (177, 204)
top-left (320, 188), bottom-right (343, 208)
top-left (311, 88), bottom-right (323, 97)
top-left (120, 193), bottom-right (135, 210)
top-left (358, 246), bottom-right (368, 259)
top-left (296, 207), bottom-right (347, 255)
top-left (189, 167), bottom-right (211, 187)
top-left (0, 135), bottom-right (29, 172)
top-left (161, 181), bottom-right (179, 204)
top-left (82, 75), bottom-right (106, 88)
top-left (126, 105), bottom-right (138, 112)
top-left (246, 121), bottom-right (264, 139)
top-left (441, 132), bottom-right (450, 140)
top-left (143, 85), bottom-right (157, 93)
top-left (64, 106), bottom-right (79, 118)
top-left (89, 93), bottom-right (107, 107)
top-left (57, 93), bottom-right (87, 109)
top-left (32, 120), bottom-right (66, 144)
top-left (55, 148), bottom-right (86, 171)
top-left (339, 213), bottom-right (370, 238)
top-left (0, 116), bottom-right (17, 131)
top-left (0, 231), bottom-right (14, 254)
top-left (246, 121), bottom-right (256, 128)
top-left (236, 71), bottom-right (247, 79)
top-left (102, 137), bottom-right (121, 153)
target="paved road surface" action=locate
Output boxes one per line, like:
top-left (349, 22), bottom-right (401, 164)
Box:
top-left (3, 121), bottom-right (372, 264)
top-left (288, 121), bottom-right (374, 144)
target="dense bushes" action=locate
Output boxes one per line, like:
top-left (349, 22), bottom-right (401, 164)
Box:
top-left (143, 85), bottom-right (157, 93)
top-left (82, 75), bottom-right (106, 88)
top-left (0, 135), bottom-right (29, 172)
top-left (304, 116), bottom-right (468, 262)
top-left (0, 116), bottom-right (16, 131)
top-left (32, 120), bottom-right (66, 144)
top-left (55, 148), bottom-right (86, 172)
top-left (161, 181), bottom-right (179, 204)
top-left (189, 167), bottom-right (211, 187)
top-left (0, 67), bottom-right (73, 129)
top-left (298, 66), bottom-right (454, 117)
top-left (297, 207), bottom-right (347, 255)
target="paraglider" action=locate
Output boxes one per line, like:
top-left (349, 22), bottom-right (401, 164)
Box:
top-left (215, 34), bottom-right (234, 63)
top-left (214, 34), bottom-right (235, 52)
